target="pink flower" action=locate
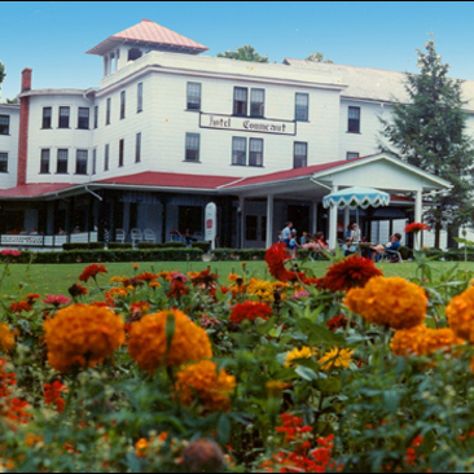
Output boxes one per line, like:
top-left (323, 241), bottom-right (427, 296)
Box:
top-left (1, 249), bottom-right (22, 257)
top-left (43, 294), bottom-right (71, 307)
top-left (293, 289), bottom-right (310, 299)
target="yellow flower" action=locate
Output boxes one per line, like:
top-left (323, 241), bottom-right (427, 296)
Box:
top-left (128, 309), bottom-right (212, 372)
top-left (319, 347), bottom-right (353, 371)
top-left (344, 276), bottom-right (427, 330)
top-left (105, 287), bottom-right (128, 300)
top-left (0, 323), bottom-right (15, 353)
top-left (228, 273), bottom-right (243, 283)
top-left (265, 380), bottom-right (290, 395)
top-left (446, 286), bottom-right (474, 342)
top-left (149, 281), bottom-right (161, 289)
top-left (390, 325), bottom-right (463, 356)
top-left (175, 360), bottom-right (236, 411)
top-left (109, 276), bottom-right (127, 284)
top-left (284, 346), bottom-right (317, 367)
top-left (247, 278), bottom-right (274, 301)
top-left (44, 304), bottom-right (125, 373)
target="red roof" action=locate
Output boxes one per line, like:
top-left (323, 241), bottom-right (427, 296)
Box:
top-left (97, 171), bottom-right (239, 190)
top-left (0, 183), bottom-right (74, 199)
top-left (221, 159), bottom-right (359, 189)
top-left (87, 19), bottom-right (208, 55)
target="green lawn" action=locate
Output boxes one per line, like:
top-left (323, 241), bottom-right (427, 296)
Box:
top-left (0, 260), bottom-right (472, 296)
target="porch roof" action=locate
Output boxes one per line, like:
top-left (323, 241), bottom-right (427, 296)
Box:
top-left (0, 183), bottom-right (76, 199)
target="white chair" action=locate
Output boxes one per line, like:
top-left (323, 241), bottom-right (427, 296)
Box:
top-left (130, 228), bottom-right (143, 246)
top-left (143, 228), bottom-right (156, 243)
top-left (115, 228), bottom-right (126, 243)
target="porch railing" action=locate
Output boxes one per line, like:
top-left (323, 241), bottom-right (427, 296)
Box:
top-left (0, 232), bottom-right (98, 248)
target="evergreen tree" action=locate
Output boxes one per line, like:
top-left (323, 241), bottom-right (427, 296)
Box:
top-left (0, 62), bottom-right (5, 91)
top-left (217, 45), bottom-right (269, 63)
top-left (381, 40), bottom-right (474, 248)
top-left (305, 51), bottom-right (333, 63)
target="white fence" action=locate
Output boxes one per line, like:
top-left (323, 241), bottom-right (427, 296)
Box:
top-left (0, 232), bottom-right (98, 248)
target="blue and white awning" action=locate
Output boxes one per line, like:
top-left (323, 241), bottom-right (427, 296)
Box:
top-left (322, 186), bottom-right (390, 210)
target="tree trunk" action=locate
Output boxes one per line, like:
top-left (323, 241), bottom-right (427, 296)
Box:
top-left (434, 220), bottom-right (442, 249)
top-left (447, 223), bottom-right (459, 249)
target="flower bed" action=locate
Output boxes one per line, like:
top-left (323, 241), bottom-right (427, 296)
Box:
top-left (0, 244), bottom-right (473, 471)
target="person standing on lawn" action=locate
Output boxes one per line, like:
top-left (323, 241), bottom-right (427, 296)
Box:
top-left (280, 221), bottom-right (293, 247)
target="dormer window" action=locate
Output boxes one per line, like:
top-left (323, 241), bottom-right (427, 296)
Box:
top-left (128, 48), bottom-right (143, 61)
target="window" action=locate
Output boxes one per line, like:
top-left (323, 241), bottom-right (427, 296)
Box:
top-left (75, 149), bottom-right (88, 175)
top-left (348, 106), bottom-right (360, 133)
top-left (185, 133), bottom-right (200, 162)
top-left (104, 144), bottom-right (110, 171)
top-left (186, 82), bottom-right (201, 111)
top-left (56, 149), bottom-right (68, 174)
top-left (92, 149), bottom-right (97, 175)
top-left (42, 107), bottom-right (52, 129)
top-left (93, 106), bottom-right (98, 129)
top-left (0, 152), bottom-right (8, 173)
top-left (295, 93), bottom-right (309, 121)
top-left (40, 149), bottom-right (50, 174)
top-left (135, 132), bottom-right (141, 163)
top-left (250, 89), bottom-right (265, 118)
top-left (120, 91), bottom-right (126, 119)
top-left (137, 82), bottom-right (143, 113)
top-left (0, 115), bottom-right (9, 135)
top-left (293, 142), bottom-right (308, 168)
top-left (346, 151), bottom-right (360, 160)
top-left (106, 98), bottom-right (111, 125)
top-left (58, 107), bottom-right (70, 128)
top-left (233, 87), bottom-right (248, 116)
top-left (232, 137), bottom-right (247, 166)
top-left (128, 47), bottom-right (142, 61)
top-left (77, 107), bottom-right (90, 129)
top-left (119, 139), bottom-right (124, 167)
top-left (249, 138), bottom-right (264, 166)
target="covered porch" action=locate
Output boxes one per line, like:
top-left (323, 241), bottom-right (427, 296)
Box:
top-left (223, 152), bottom-right (452, 250)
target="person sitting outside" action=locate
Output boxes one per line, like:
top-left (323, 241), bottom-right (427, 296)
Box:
top-left (370, 233), bottom-right (402, 262)
top-left (288, 229), bottom-right (299, 258)
top-left (300, 231), bottom-right (309, 246)
top-left (281, 221), bottom-right (293, 248)
top-left (342, 237), bottom-right (357, 257)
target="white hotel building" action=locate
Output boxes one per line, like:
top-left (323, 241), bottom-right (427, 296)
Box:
top-left (0, 19), bottom-right (468, 251)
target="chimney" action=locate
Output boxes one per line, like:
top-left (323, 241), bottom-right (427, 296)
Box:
top-left (17, 68), bottom-right (32, 186)
top-left (21, 68), bottom-right (32, 92)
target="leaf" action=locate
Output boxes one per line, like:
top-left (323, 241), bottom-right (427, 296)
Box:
top-left (294, 366), bottom-right (318, 381)
top-left (316, 376), bottom-right (342, 394)
top-left (217, 414), bottom-right (231, 444)
top-left (165, 312), bottom-right (176, 355)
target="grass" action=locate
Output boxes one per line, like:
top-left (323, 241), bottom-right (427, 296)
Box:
top-left (0, 259), bottom-right (472, 296)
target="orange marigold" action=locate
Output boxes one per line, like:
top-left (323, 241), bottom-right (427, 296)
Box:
top-left (344, 276), bottom-right (427, 329)
top-left (128, 309), bottom-right (212, 372)
top-left (0, 323), bottom-right (15, 353)
top-left (44, 304), bottom-right (125, 372)
top-left (446, 286), bottom-right (474, 342)
top-left (175, 360), bottom-right (235, 411)
top-left (390, 325), bottom-right (463, 356)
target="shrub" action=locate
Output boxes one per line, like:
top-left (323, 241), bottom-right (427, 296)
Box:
top-left (212, 248), bottom-right (266, 261)
top-left (62, 242), bottom-right (104, 251)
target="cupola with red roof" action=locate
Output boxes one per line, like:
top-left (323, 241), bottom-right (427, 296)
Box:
top-left (87, 19), bottom-right (208, 75)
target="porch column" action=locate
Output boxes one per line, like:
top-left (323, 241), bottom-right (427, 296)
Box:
top-left (328, 185), bottom-right (339, 250)
top-left (311, 201), bottom-right (318, 234)
top-left (239, 196), bottom-right (245, 249)
top-left (265, 194), bottom-right (274, 248)
top-left (343, 207), bottom-right (350, 234)
top-left (414, 189), bottom-right (423, 251)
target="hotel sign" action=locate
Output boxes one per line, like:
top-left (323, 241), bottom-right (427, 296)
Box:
top-left (199, 113), bottom-right (296, 136)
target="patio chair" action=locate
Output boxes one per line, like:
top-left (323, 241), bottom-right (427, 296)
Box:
top-left (130, 228), bottom-right (143, 247)
top-left (143, 228), bottom-right (156, 243)
top-left (380, 249), bottom-right (403, 263)
top-left (115, 228), bottom-right (126, 243)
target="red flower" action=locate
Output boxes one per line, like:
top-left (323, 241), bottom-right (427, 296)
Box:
top-left (0, 358), bottom-right (16, 398)
top-left (316, 255), bottom-right (382, 292)
top-left (326, 314), bottom-right (349, 332)
top-left (404, 222), bottom-right (430, 233)
top-left (265, 243), bottom-right (304, 282)
top-left (0, 249), bottom-right (22, 257)
top-left (230, 301), bottom-right (272, 324)
top-left (135, 272), bottom-right (157, 283)
top-left (9, 300), bottom-right (32, 313)
top-left (167, 275), bottom-right (189, 299)
top-left (79, 263), bottom-right (107, 282)
top-left (44, 380), bottom-right (67, 413)
top-left (68, 283), bottom-right (88, 297)
top-left (43, 294), bottom-right (71, 307)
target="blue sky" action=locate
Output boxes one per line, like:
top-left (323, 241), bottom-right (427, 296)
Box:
top-left (2, 1), bottom-right (474, 99)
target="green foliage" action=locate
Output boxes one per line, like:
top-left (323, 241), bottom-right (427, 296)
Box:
top-left (381, 39), bottom-right (474, 244)
top-left (305, 51), bottom-right (333, 63)
top-left (217, 45), bottom-right (269, 63)
top-left (0, 62), bottom-right (4, 89)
